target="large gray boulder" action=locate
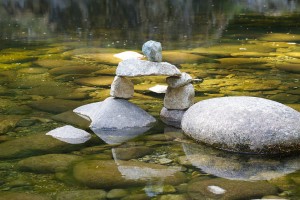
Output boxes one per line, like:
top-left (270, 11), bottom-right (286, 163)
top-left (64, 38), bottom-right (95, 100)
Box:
top-left (181, 96), bottom-right (300, 154)
top-left (142, 40), bottom-right (162, 62)
top-left (116, 59), bottom-right (181, 77)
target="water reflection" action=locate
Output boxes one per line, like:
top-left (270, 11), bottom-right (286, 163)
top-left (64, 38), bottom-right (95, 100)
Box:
top-left (1, 0), bottom-right (299, 48)
top-left (182, 142), bottom-right (300, 181)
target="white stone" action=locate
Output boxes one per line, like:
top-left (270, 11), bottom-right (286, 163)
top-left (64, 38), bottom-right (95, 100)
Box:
top-left (113, 51), bottom-right (144, 60)
top-left (207, 186), bottom-right (226, 195)
top-left (149, 85), bottom-right (168, 93)
top-left (116, 59), bottom-right (181, 77)
top-left (46, 125), bottom-right (91, 144)
top-left (182, 96), bottom-right (300, 154)
top-left (142, 40), bottom-right (162, 62)
top-left (164, 84), bottom-right (195, 109)
top-left (166, 72), bottom-right (192, 88)
top-left (110, 76), bottom-right (134, 99)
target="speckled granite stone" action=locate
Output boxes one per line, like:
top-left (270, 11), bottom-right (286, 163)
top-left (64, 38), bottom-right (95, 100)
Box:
top-left (182, 96), bottom-right (300, 154)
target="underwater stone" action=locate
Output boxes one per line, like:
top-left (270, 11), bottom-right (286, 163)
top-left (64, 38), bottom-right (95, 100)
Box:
top-left (110, 76), bottom-right (134, 99)
top-left (116, 59), bottom-right (181, 77)
top-left (46, 125), bottom-right (91, 144)
top-left (164, 84), bottom-right (195, 109)
top-left (0, 192), bottom-right (51, 200)
top-left (56, 190), bottom-right (106, 200)
top-left (51, 111), bottom-right (90, 130)
top-left (166, 72), bottom-right (192, 88)
top-left (17, 154), bottom-right (82, 173)
top-left (181, 96), bottom-right (300, 154)
top-left (28, 99), bottom-right (83, 114)
top-left (142, 40), bottom-right (162, 62)
top-left (112, 146), bottom-right (154, 160)
top-left (160, 107), bottom-right (186, 128)
top-left (187, 178), bottom-right (278, 200)
top-left (107, 189), bottom-right (129, 199)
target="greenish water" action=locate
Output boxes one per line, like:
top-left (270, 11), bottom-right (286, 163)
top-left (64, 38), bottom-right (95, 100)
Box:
top-left (0, 0), bottom-right (300, 199)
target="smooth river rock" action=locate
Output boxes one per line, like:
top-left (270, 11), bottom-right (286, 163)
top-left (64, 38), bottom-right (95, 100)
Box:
top-left (116, 59), bottom-right (181, 77)
top-left (181, 96), bottom-right (300, 154)
top-left (56, 190), bottom-right (107, 200)
top-left (142, 40), bottom-right (162, 62)
top-left (110, 76), bottom-right (134, 99)
top-left (164, 84), bottom-right (195, 109)
top-left (46, 125), bottom-right (91, 144)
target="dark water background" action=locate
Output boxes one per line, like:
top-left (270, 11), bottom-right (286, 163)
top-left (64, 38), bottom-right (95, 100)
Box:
top-left (0, 0), bottom-right (300, 199)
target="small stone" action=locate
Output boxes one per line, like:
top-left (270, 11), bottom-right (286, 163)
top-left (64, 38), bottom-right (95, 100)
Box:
top-left (116, 59), bottom-right (181, 77)
top-left (46, 125), bottom-right (91, 144)
top-left (159, 158), bottom-right (173, 164)
top-left (142, 40), bottom-right (162, 62)
top-left (144, 185), bottom-right (176, 195)
top-left (159, 194), bottom-right (188, 200)
top-left (16, 118), bottom-right (38, 127)
top-left (110, 76), bottom-right (134, 99)
top-left (166, 72), bottom-right (192, 88)
top-left (0, 116), bottom-right (21, 135)
top-left (107, 189), bottom-right (129, 199)
top-left (121, 193), bottom-right (150, 200)
top-left (160, 107), bottom-right (186, 128)
top-left (149, 85), bottom-right (168, 94)
top-left (164, 84), bottom-right (194, 109)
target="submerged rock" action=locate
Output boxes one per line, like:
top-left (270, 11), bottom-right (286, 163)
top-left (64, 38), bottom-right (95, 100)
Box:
top-left (0, 192), bottom-right (51, 200)
top-left (187, 178), bottom-right (278, 200)
top-left (110, 76), bottom-right (134, 99)
top-left (164, 84), bottom-right (195, 109)
top-left (181, 96), bottom-right (300, 154)
top-left (112, 146), bottom-right (154, 160)
top-left (160, 107), bottom-right (186, 128)
top-left (51, 111), bottom-right (90, 129)
top-left (29, 99), bottom-right (83, 114)
top-left (276, 63), bottom-right (300, 73)
top-left (56, 190), bottom-right (106, 200)
top-left (116, 59), bottom-right (181, 77)
top-left (49, 65), bottom-right (101, 75)
top-left (17, 154), bottom-right (82, 173)
top-left (73, 160), bottom-right (185, 188)
top-left (142, 40), bottom-right (162, 62)
top-left (46, 125), bottom-right (91, 144)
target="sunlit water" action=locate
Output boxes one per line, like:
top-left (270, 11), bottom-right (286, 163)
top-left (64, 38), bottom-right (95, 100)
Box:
top-left (0, 0), bottom-right (300, 199)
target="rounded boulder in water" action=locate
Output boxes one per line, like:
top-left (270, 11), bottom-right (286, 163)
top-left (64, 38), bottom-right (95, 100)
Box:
top-left (181, 96), bottom-right (300, 154)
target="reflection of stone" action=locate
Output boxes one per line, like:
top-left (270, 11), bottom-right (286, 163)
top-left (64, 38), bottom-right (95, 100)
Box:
top-left (46, 125), bottom-right (91, 144)
top-left (182, 143), bottom-right (300, 181)
top-left (160, 107), bottom-right (186, 128)
top-left (92, 127), bottom-right (151, 144)
top-left (182, 96), bottom-right (300, 154)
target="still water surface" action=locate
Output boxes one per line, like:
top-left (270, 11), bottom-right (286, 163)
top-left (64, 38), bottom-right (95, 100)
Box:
top-left (0, 0), bottom-right (300, 199)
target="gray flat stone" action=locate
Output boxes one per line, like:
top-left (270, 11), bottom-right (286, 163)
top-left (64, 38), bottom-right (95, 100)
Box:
top-left (160, 107), bottom-right (186, 128)
top-left (182, 96), bottom-right (300, 154)
top-left (142, 40), bottom-right (162, 62)
top-left (164, 84), bottom-right (195, 109)
top-left (110, 76), bottom-right (134, 99)
top-left (116, 59), bottom-right (181, 77)
top-left (166, 72), bottom-right (192, 88)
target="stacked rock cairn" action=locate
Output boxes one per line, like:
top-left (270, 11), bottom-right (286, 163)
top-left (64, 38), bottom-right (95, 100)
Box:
top-left (110, 40), bottom-right (195, 128)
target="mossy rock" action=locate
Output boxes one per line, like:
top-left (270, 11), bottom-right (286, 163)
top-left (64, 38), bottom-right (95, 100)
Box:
top-left (17, 154), bottom-right (82, 173)
top-left (74, 76), bottom-right (114, 87)
top-left (34, 59), bottom-right (81, 69)
top-left (162, 51), bottom-right (206, 64)
top-left (276, 63), bottom-right (300, 73)
top-left (0, 192), bottom-right (51, 200)
top-left (49, 65), bottom-right (102, 75)
top-left (188, 178), bottom-right (278, 200)
top-left (73, 53), bottom-right (122, 65)
top-left (28, 99), bottom-right (83, 114)
top-left (0, 53), bottom-right (36, 64)
top-left (259, 33), bottom-right (300, 42)
top-left (56, 190), bottom-right (106, 200)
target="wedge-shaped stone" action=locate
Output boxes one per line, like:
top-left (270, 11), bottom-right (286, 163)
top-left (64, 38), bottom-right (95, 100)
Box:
top-left (116, 59), bottom-right (181, 77)
top-left (110, 76), bottom-right (134, 99)
top-left (166, 72), bottom-right (192, 88)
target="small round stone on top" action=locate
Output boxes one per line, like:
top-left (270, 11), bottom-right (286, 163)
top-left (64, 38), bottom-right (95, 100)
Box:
top-left (142, 40), bottom-right (162, 62)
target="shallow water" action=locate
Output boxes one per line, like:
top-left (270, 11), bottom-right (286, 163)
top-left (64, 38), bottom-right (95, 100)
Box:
top-left (0, 0), bottom-right (300, 199)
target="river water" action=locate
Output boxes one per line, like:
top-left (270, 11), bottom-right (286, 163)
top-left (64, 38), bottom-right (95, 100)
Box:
top-left (0, 0), bottom-right (300, 199)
